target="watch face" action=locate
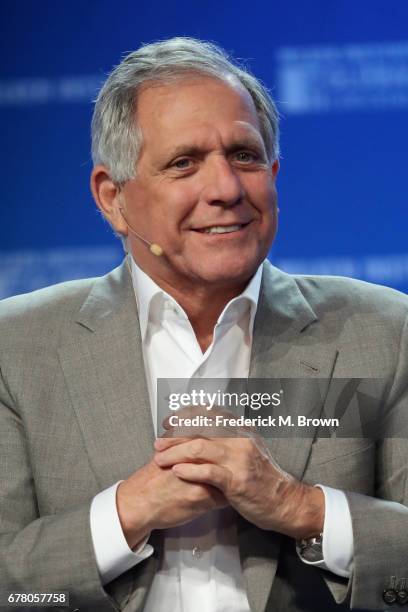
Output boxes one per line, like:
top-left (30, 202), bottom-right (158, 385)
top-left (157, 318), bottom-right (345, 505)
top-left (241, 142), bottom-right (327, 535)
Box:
top-left (299, 533), bottom-right (323, 549)
top-left (383, 589), bottom-right (397, 604)
top-left (297, 536), bottom-right (324, 563)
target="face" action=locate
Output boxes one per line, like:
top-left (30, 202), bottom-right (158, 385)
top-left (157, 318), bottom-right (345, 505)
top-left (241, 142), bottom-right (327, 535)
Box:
top-left (119, 76), bottom-right (279, 292)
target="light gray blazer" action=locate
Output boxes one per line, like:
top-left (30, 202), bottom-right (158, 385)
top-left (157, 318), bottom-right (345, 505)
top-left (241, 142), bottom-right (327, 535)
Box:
top-left (0, 260), bottom-right (407, 612)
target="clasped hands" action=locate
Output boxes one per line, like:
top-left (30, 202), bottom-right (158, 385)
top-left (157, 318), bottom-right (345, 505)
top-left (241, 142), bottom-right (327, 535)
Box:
top-left (117, 407), bottom-right (324, 549)
top-left (155, 408), bottom-right (324, 538)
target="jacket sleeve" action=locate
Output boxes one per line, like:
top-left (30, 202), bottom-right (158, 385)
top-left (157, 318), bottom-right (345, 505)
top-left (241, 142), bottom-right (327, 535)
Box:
top-left (0, 366), bottom-right (118, 612)
top-left (322, 313), bottom-right (408, 610)
top-left (345, 313), bottom-right (408, 610)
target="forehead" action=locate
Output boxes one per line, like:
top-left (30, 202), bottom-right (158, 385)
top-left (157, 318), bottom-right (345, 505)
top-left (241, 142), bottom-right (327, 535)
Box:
top-left (135, 76), bottom-right (263, 155)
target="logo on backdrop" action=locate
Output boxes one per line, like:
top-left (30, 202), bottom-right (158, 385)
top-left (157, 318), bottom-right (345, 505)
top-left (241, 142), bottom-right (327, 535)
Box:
top-left (277, 40), bottom-right (408, 114)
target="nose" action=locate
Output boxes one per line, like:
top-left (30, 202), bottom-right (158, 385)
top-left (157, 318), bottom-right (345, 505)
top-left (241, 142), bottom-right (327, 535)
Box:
top-left (200, 156), bottom-right (244, 207)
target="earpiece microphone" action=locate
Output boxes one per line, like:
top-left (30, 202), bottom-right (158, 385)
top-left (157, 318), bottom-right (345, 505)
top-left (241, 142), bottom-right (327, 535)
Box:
top-left (118, 208), bottom-right (164, 257)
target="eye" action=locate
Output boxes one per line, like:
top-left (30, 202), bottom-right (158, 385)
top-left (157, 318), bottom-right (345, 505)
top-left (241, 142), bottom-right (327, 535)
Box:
top-left (173, 157), bottom-right (193, 169)
top-left (233, 150), bottom-right (259, 163)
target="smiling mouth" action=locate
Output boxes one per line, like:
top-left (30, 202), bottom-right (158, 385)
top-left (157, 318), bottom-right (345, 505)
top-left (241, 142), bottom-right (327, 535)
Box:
top-left (193, 223), bottom-right (250, 234)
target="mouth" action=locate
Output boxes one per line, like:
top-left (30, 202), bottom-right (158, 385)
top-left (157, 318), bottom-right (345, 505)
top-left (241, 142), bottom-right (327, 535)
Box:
top-left (192, 222), bottom-right (251, 235)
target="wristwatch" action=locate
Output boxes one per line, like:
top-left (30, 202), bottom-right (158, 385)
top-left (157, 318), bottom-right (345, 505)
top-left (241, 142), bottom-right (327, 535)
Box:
top-left (297, 533), bottom-right (324, 562)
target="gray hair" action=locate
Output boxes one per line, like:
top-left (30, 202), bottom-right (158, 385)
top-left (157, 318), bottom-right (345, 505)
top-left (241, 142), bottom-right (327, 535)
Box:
top-left (91, 37), bottom-right (280, 185)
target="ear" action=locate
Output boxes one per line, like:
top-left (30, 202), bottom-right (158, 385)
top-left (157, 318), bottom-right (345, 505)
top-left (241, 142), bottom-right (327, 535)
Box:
top-left (90, 165), bottom-right (128, 236)
top-left (271, 158), bottom-right (280, 179)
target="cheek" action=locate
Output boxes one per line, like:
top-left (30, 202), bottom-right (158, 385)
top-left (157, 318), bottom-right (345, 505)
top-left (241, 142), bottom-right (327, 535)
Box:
top-left (248, 183), bottom-right (278, 227)
top-left (244, 173), bottom-right (276, 207)
top-left (156, 184), bottom-right (199, 227)
top-left (247, 178), bottom-right (278, 246)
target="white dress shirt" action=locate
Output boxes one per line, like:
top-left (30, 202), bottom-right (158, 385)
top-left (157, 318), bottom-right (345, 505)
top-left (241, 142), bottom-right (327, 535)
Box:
top-left (90, 257), bottom-right (354, 608)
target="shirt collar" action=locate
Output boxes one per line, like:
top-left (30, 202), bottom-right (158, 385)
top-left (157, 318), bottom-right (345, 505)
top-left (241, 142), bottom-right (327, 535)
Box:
top-left (129, 255), bottom-right (263, 341)
top-left (215, 265), bottom-right (262, 337)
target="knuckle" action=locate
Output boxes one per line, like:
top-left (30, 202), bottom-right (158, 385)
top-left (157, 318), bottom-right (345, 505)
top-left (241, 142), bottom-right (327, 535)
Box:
top-left (217, 445), bottom-right (227, 462)
top-left (203, 464), bottom-right (215, 480)
top-left (232, 474), bottom-right (247, 496)
top-left (190, 438), bottom-right (205, 458)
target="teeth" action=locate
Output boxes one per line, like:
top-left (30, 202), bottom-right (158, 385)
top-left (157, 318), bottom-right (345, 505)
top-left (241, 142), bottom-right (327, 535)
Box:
top-left (203, 225), bottom-right (242, 234)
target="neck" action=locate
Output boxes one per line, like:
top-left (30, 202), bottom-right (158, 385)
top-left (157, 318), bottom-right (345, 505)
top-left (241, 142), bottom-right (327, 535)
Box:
top-left (165, 279), bottom-right (248, 352)
top-left (130, 257), bottom-right (250, 352)
top-left (167, 282), bottom-right (248, 352)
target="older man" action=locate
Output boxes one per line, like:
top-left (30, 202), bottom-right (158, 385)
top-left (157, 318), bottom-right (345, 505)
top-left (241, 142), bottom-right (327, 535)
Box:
top-left (1, 38), bottom-right (408, 612)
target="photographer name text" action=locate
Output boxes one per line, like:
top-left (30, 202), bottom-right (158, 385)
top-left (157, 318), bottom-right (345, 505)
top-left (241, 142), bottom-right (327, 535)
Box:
top-left (168, 414), bottom-right (339, 428)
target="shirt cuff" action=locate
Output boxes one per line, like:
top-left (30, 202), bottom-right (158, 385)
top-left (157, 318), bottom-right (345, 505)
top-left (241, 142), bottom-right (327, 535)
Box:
top-left (90, 480), bottom-right (154, 585)
top-left (297, 485), bottom-right (354, 578)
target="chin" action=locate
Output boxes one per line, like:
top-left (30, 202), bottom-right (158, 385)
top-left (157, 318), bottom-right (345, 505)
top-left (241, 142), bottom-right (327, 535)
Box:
top-left (193, 258), bottom-right (261, 286)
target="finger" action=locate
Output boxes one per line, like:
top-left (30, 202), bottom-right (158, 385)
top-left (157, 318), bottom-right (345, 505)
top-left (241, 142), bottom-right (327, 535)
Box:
top-left (155, 438), bottom-right (226, 467)
top-left (172, 462), bottom-right (231, 492)
top-left (154, 436), bottom-right (190, 451)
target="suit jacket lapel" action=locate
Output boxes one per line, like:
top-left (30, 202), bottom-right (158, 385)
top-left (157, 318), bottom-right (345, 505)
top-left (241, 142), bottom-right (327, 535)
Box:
top-left (250, 261), bottom-right (340, 476)
top-left (58, 261), bottom-right (155, 490)
top-left (240, 261), bottom-right (339, 612)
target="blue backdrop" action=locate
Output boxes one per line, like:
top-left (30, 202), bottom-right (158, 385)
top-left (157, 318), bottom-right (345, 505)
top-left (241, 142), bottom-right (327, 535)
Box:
top-left (1, 0), bottom-right (407, 298)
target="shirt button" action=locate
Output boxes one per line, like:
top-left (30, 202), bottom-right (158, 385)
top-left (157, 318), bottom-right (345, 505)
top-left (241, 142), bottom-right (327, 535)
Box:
top-left (192, 545), bottom-right (202, 559)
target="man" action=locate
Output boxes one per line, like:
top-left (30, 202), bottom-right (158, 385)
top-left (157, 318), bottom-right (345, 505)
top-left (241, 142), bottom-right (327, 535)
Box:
top-left (0, 37), bottom-right (407, 612)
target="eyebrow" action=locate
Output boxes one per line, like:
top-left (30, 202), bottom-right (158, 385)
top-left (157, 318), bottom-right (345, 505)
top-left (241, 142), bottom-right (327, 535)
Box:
top-left (161, 136), bottom-right (266, 164)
